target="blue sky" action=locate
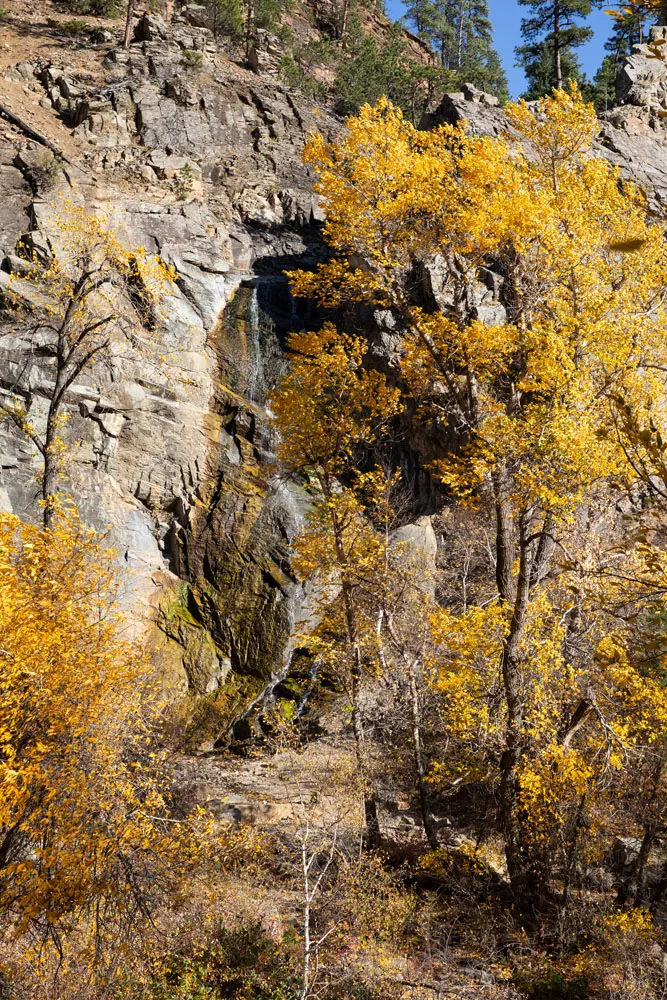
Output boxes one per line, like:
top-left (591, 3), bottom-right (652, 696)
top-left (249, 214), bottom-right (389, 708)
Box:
top-left (385, 0), bottom-right (615, 98)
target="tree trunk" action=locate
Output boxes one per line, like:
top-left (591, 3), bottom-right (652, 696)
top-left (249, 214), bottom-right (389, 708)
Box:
top-left (492, 468), bottom-right (515, 603)
top-left (339, 0), bottom-right (350, 41)
top-left (408, 660), bottom-right (439, 850)
top-left (0, 823), bottom-right (19, 870)
top-left (650, 852), bottom-right (667, 908)
top-left (457, 2), bottom-right (465, 69)
top-left (635, 761), bottom-right (663, 907)
top-left (123, 0), bottom-right (136, 48)
top-left (244, 0), bottom-right (254, 59)
top-left (529, 514), bottom-right (555, 589)
top-left (328, 497), bottom-right (381, 850)
top-left (300, 842), bottom-right (312, 1000)
top-left (635, 823), bottom-right (656, 907)
top-left (499, 515), bottom-right (533, 896)
top-left (554, 1), bottom-right (562, 90)
top-left (561, 793), bottom-right (586, 905)
top-left (349, 643), bottom-right (381, 849)
top-left (42, 413), bottom-right (60, 528)
top-left (42, 457), bottom-right (57, 528)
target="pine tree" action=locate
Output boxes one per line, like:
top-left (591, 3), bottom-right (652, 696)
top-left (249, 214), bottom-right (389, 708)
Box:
top-left (589, 52), bottom-right (617, 110)
top-left (402, 0), bottom-right (435, 34)
top-left (517, 35), bottom-right (589, 100)
top-left (206, 0), bottom-right (284, 47)
top-left (516, 0), bottom-right (598, 96)
top-left (209, 0), bottom-right (244, 37)
top-left (335, 16), bottom-right (452, 118)
top-left (403, 0), bottom-right (508, 100)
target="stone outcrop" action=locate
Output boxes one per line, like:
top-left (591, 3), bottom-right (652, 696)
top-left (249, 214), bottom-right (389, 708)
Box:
top-left (617, 25), bottom-right (667, 109)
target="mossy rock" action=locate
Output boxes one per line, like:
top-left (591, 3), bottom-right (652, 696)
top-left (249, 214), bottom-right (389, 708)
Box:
top-left (165, 671), bottom-right (266, 752)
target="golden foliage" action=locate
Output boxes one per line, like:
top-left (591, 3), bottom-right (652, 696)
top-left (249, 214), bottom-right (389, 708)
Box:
top-left (283, 88), bottom-right (667, 895)
top-left (0, 503), bottom-right (203, 970)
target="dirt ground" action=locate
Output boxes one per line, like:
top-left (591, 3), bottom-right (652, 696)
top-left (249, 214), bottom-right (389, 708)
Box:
top-left (0, 0), bottom-right (120, 161)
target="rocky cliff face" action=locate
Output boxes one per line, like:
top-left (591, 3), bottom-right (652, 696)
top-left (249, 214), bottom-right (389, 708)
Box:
top-left (0, 7), bottom-right (342, 746)
top-left (2, 9), bottom-right (667, 747)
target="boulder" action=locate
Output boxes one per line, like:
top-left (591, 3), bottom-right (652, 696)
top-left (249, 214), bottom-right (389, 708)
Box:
top-left (611, 836), bottom-right (644, 872)
top-left (423, 87), bottom-right (511, 136)
top-left (617, 26), bottom-right (667, 108)
top-left (133, 12), bottom-right (168, 43)
top-left (90, 28), bottom-right (115, 45)
top-left (181, 4), bottom-right (209, 28)
top-left (391, 516), bottom-right (438, 597)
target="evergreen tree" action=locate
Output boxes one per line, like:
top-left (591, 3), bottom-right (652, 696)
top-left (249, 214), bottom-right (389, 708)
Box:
top-left (517, 35), bottom-right (589, 100)
top-left (206, 0), bottom-right (284, 47)
top-left (336, 17), bottom-right (427, 116)
top-left (208, 0), bottom-right (243, 37)
top-left (335, 17), bottom-right (454, 121)
top-left (606, 3), bottom-right (647, 55)
top-left (402, 0), bottom-right (508, 101)
top-left (402, 0), bottom-right (435, 34)
top-left (589, 52), bottom-right (617, 111)
top-left (516, 0), bottom-right (599, 96)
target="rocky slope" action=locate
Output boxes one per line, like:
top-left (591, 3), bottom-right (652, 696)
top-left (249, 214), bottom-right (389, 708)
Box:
top-left (2, 7), bottom-right (667, 750)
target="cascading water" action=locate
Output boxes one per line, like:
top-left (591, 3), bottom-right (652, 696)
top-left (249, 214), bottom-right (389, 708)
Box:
top-left (204, 272), bottom-right (320, 750)
top-left (246, 285), bottom-right (266, 407)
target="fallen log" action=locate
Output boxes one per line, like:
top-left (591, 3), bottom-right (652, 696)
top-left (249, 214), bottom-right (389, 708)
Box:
top-left (0, 100), bottom-right (71, 164)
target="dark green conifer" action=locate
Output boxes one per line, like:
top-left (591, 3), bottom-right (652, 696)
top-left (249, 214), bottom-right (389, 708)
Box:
top-left (517, 35), bottom-right (589, 100)
top-left (590, 53), bottom-right (618, 111)
top-left (403, 0), bottom-right (508, 101)
top-left (516, 0), bottom-right (600, 96)
top-left (206, 0), bottom-right (284, 47)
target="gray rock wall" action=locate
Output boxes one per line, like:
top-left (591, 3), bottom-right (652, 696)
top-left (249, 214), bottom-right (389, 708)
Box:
top-left (0, 15), bottom-right (338, 746)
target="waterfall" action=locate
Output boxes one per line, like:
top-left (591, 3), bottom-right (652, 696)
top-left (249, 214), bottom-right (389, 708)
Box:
top-left (246, 285), bottom-right (267, 407)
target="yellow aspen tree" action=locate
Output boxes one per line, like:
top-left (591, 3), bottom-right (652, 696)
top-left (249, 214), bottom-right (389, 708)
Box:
top-left (0, 502), bottom-right (203, 968)
top-left (0, 204), bottom-right (172, 526)
top-left (288, 88), bottom-right (667, 897)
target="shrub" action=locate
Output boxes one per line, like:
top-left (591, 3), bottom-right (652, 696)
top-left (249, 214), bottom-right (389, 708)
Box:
top-left (278, 39), bottom-right (334, 98)
top-left (26, 149), bottom-right (63, 192)
top-left (182, 49), bottom-right (205, 71)
top-left (209, 0), bottom-right (243, 38)
top-left (133, 922), bottom-right (300, 1000)
top-left (531, 975), bottom-right (589, 1000)
top-left (57, 17), bottom-right (91, 35)
top-left (60, 0), bottom-right (122, 14)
